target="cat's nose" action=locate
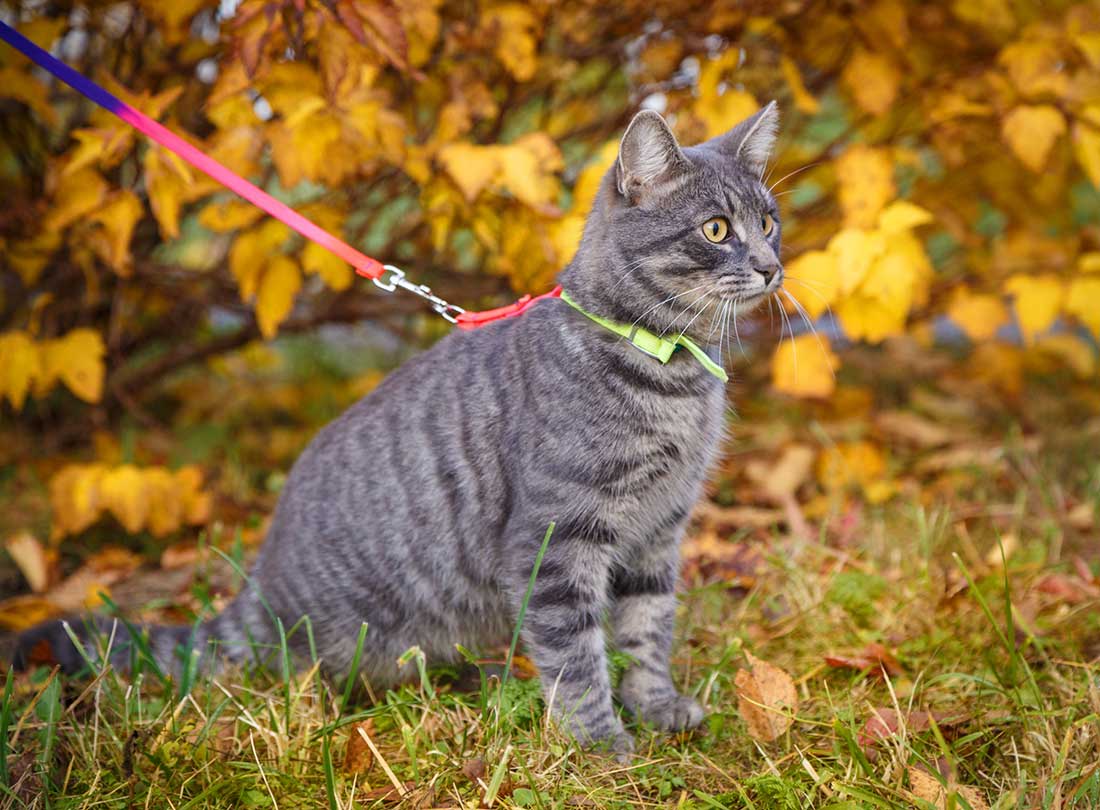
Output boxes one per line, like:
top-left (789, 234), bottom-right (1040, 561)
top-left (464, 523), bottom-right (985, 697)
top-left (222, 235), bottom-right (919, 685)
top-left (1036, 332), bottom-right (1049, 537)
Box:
top-left (754, 264), bottom-right (781, 286)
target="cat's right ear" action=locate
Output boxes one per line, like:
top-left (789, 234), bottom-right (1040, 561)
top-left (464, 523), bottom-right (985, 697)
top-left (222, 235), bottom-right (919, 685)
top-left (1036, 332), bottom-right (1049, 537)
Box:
top-left (616, 110), bottom-right (690, 204)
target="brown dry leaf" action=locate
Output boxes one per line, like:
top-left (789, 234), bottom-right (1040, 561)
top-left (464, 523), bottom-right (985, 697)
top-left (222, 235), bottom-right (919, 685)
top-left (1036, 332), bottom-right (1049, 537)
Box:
top-left (1034, 572), bottom-right (1100, 604)
top-left (343, 719), bottom-right (376, 775)
top-left (734, 653), bottom-right (798, 742)
top-left (5, 531), bottom-right (55, 593)
top-left (907, 767), bottom-right (989, 810)
top-left (859, 709), bottom-right (966, 758)
top-left (824, 642), bottom-right (903, 678)
top-left (747, 444), bottom-right (816, 503)
top-left (874, 410), bottom-right (954, 447)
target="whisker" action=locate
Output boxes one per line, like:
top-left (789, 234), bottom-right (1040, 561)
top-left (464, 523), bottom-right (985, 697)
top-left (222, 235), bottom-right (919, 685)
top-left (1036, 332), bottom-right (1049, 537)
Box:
top-left (660, 284), bottom-right (716, 339)
top-left (781, 288), bottom-right (835, 380)
top-left (672, 288), bottom-right (716, 343)
top-left (777, 294), bottom-right (797, 380)
top-left (783, 277), bottom-right (836, 321)
top-left (732, 298), bottom-right (746, 357)
top-left (769, 161), bottom-right (821, 193)
top-left (629, 283), bottom-right (711, 332)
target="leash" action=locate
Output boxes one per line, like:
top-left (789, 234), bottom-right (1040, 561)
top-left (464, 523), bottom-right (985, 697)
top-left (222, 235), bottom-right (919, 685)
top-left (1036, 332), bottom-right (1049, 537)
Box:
top-left (0, 19), bottom-right (521, 329)
top-left (1, 21), bottom-right (727, 380)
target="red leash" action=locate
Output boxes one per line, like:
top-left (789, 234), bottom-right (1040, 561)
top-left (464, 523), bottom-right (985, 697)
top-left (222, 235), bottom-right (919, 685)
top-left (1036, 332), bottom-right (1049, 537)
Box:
top-left (0, 20), bottom-right (547, 331)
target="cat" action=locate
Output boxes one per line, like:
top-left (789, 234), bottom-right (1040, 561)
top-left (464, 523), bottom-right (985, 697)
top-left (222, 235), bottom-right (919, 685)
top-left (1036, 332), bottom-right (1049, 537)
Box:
top-left (13, 103), bottom-right (784, 755)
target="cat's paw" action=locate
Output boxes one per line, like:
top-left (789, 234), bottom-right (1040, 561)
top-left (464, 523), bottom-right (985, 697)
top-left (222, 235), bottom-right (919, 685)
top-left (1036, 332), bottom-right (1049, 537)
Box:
top-left (594, 730), bottom-right (636, 764)
top-left (633, 693), bottom-right (705, 732)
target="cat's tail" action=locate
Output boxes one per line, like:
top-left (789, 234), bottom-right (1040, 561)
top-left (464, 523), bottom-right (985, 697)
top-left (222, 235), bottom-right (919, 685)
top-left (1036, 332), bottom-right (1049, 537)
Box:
top-left (9, 584), bottom-right (274, 678)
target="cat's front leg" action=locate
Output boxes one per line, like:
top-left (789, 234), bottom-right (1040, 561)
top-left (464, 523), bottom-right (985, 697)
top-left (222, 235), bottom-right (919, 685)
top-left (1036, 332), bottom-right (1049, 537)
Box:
top-left (514, 538), bottom-right (633, 756)
top-left (610, 545), bottom-right (704, 732)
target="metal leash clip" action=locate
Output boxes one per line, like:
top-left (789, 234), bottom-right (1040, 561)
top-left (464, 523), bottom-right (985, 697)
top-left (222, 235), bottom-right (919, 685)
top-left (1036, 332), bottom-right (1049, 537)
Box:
top-left (371, 264), bottom-right (466, 324)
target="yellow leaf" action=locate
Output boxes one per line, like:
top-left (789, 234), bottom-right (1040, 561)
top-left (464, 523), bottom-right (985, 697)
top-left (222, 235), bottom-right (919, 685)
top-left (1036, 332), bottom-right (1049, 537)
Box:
top-left (90, 190), bottom-right (144, 274)
top-left (256, 255), bottom-right (301, 339)
top-left (49, 464), bottom-right (106, 540)
top-left (842, 48), bottom-right (900, 115)
top-left (230, 220), bottom-right (291, 300)
top-left (835, 145), bottom-right (895, 229)
top-left (784, 250), bottom-right (839, 319)
top-left (199, 198), bottom-right (265, 233)
top-left (1005, 274), bottom-right (1064, 344)
top-left (438, 142), bottom-right (499, 202)
top-left (836, 293), bottom-right (908, 344)
top-left (771, 333), bottom-right (838, 398)
top-left (301, 242), bottom-right (353, 291)
top-left (99, 465), bottom-right (148, 534)
top-left (828, 227), bottom-right (886, 294)
top-left (0, 331), bottom-right (41, 411)
top-left (947, 288), bottom-right (1009, 341)
top-left (1002, 105), bottom-right (1066, 172)
top-left (1065, 276), bottom-right (1100, 338)
top-left (816, 441), bottom-right (888, 497)
top-left (780, 56), bottom-right (820, 114)
top-left (998, 38), bottom-right (1069, 98)
top-left (176, 466), bottom-right (212, 525)
top-left (1080, 252), bottom-right (1100, 274)
top-left (1033, 334), bottom-right (1096, 379)
top-left (550, 214), bottom-right (585, 267)
top-left (0, 596), bottom-right (59, 631)
top-left (44, 168), bottom-right (109, 232)
top-left (570, 141), bottom-right (619, 216)
top-left (1073, 106), bottom-right (1100, 188)
top-left (698, 90), bottom-right (759, 140)
top-left (486, 3), bottom-right (539, 81)
top-left (876, 200), bottom-right (933, 233)
top-left (63, 127), bottom-right (134, 176)
top-left (1072, 32), bottom-right (1100, 69)
top-left (37, 328), bottom-right (106, 403)
top-left (143, 467), bottom-right (184, 537)
top-left (0, 66), bottom-right (56, 125)
top-left (143, 147), bottom-right (192, 239)
top-left (951, 0), bottom-right (1015, 37)
top-left (498, 138), bottom-right (561, 208)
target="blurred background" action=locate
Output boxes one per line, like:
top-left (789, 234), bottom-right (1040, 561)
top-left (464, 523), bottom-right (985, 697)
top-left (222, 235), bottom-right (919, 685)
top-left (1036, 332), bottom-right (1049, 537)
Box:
top-left (0, 0), bottom-right (1098, 632)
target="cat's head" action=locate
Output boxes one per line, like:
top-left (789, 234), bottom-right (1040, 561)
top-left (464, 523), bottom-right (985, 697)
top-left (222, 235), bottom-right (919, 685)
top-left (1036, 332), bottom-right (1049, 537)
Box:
top-left (562, 104), bottom-right (783, 345)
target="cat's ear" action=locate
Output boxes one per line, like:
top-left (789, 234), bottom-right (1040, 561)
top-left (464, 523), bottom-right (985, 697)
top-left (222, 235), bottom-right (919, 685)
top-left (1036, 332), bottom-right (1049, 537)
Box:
top-left (616, 110), bottom-right (690, 203)
top-left (708, 101), bottom-right (779, 175)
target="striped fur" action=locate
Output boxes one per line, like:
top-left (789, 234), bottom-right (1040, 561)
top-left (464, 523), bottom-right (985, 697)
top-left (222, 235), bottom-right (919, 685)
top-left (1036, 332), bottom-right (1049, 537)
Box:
top-left (14, 106), bottom-right (784, 753)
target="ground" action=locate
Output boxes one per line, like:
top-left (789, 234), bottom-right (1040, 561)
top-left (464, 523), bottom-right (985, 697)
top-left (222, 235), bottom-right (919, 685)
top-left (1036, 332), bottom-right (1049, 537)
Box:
top-left (1, 334), bottom-right (1099, 809)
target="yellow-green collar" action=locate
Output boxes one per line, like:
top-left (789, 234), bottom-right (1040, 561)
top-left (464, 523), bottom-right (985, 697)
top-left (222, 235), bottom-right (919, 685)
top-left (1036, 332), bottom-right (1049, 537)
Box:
top-left (559, 290), bottom-right (728, 383)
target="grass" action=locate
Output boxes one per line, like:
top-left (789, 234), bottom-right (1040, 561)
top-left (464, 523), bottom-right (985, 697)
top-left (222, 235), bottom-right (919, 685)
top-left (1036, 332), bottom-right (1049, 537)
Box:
top-left (2, 337), bottom-right (1098, 809)
top-left (2, 499), bottom-right (1098, 809)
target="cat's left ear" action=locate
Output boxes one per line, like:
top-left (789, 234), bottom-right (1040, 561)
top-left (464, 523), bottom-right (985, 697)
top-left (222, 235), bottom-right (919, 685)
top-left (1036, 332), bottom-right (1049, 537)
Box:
top-left (707, 101), bottom-right (779, 175)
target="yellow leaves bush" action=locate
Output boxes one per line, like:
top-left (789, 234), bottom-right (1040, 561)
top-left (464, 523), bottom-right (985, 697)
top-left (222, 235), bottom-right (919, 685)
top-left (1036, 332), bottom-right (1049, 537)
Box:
top-left (0, 329), bottom-right (105, 410)
top-left (50, 463), bottom-right (211, 540)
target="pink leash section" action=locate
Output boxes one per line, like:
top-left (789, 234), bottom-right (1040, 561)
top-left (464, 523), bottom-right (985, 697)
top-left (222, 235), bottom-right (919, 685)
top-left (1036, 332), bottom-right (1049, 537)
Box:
top-left (0, 19), bottom-right (548, 328)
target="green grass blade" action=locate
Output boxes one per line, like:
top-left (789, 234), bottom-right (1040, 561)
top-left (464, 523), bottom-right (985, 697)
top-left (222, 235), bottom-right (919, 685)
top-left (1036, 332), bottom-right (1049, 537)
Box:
top-left (341, 622), bottom-right (369, 714)
top-left (501, 521), bottom-right (554, 697)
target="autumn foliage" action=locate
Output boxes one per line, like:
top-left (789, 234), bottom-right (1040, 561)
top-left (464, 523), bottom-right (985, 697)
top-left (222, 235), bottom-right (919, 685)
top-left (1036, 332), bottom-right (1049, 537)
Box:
top-left (1, 2), bottom-right (1099, 542)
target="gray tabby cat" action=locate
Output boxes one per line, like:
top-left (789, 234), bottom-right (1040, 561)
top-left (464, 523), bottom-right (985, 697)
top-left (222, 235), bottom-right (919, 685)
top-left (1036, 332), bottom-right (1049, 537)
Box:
top-left (14, 103), bottom-right (784, 754)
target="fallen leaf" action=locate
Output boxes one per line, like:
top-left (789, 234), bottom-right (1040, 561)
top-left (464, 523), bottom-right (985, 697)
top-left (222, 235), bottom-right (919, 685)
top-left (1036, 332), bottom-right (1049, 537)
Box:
top-left (875, 410), bottom-right (954, 447)
top-left (343, 719), bottom-right (376, 775)
top-left (824, 642), bottom-right (903, 678)
top-left (4, 531), bottom-right (54, 593)
top-left (1005, 274), bottom-right (1063, 344)
top-left (746, 444), bottom-right (816, 502)
top-left (1034, 572), bottom-right (1100, 604)
top-left (907, 767), bottom-right (989, 810)
top-left (734, 653), bottom-right (798, 742)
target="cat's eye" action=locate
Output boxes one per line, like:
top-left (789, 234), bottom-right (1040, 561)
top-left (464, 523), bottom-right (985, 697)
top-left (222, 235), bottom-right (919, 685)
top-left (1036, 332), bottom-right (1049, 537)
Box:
top-left (702, 217), bottom-right (730, 243)
top-left (762, 213), bottom-right (775, 236)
